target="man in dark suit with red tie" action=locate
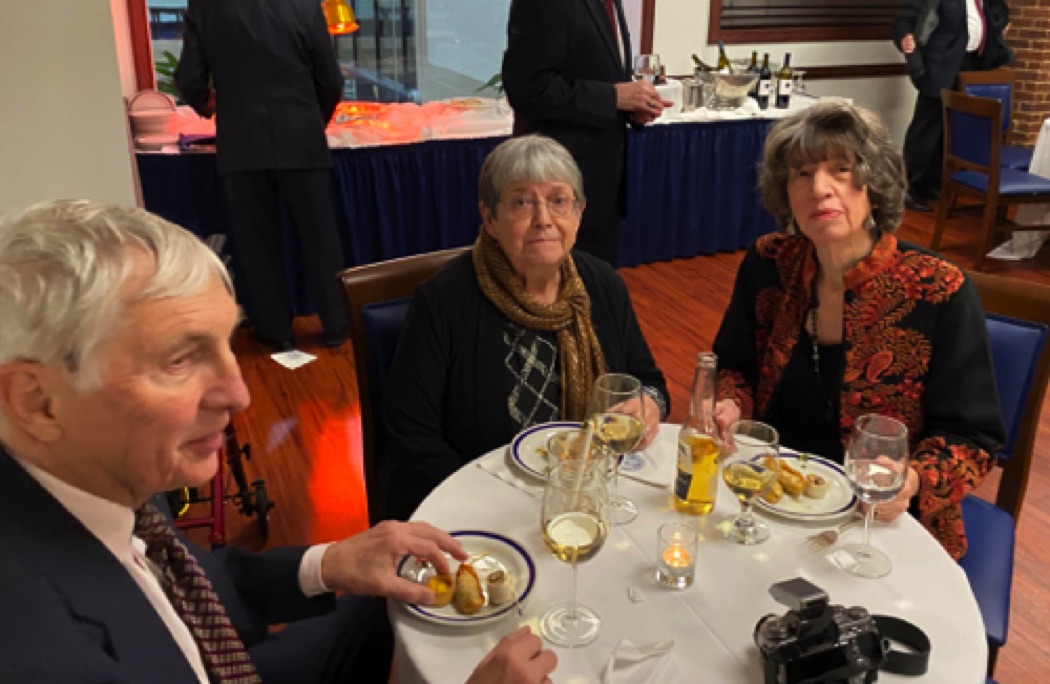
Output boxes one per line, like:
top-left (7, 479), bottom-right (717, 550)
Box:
top-left (502, 0), bottom-right (668, 265)
top-left (176, 0), bottom-right (349, 350)
top-left (894, 0), bottom-right (1012, 213)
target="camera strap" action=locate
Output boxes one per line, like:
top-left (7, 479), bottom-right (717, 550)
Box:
top-left (873, 615), bottom-right (931, 676)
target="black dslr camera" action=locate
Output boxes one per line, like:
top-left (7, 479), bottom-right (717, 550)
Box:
top-left (754, 578), bottom-right (887, 684)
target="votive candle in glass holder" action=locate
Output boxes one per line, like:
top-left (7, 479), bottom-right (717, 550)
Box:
top-left (656, 522), bottom-right (698, 589)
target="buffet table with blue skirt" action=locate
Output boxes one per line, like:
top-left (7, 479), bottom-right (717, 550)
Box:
top-left (136, 118), bottom-right (776, 314)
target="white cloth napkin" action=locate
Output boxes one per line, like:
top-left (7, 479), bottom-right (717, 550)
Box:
top-left (475, 451), bottom-right (544, 498)
top-left (601, 639), bottom-right (675, 684)
top-left (618, 449), bottom-right (672, 488)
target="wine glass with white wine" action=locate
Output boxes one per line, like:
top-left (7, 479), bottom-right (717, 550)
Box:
top-left (839, 414), bottom-right (908, 579)
top-left (588, 373), bottom-right (646, 525)
top-left (721, 420), bottom-right (780, 544)
top-left (539, 457), bottom-right (610, 647)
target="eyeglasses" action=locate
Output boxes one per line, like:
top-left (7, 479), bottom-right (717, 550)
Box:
top-left (501, 194), bottom-right (578, 219)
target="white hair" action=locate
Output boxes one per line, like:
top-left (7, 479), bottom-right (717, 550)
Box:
top-left (0, 199), bottom-right (231, 389)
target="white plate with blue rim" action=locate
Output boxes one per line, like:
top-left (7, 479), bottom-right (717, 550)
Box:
top-left (507, 421), bottom-right (580, 480)
top-left (396, 530), bottom-right (536, 626)
top-left (753, 450), bottom-right (858, 521)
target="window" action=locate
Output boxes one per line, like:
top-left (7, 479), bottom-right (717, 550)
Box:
top-left (133, 0), bottom-right (512, 104)
top-left (710, 0), bottom-right (897, 44)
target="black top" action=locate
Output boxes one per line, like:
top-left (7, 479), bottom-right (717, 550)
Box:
top-left (380, 249), bottom-right (669, 520)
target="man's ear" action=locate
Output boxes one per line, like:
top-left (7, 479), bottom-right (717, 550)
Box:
top-left (0, 363), bottom-right (63, 443)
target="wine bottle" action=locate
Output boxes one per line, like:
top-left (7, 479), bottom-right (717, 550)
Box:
top-left (757, 53), bottom-right (772, 110)
top-left (747, 50), bottom-right (760, 98)
top-left (716, 41), bottom-right (733, 73)
top-left (776, 52), bottom-right (793, 109)
top-left (691, 53), bottom-right (715, 73)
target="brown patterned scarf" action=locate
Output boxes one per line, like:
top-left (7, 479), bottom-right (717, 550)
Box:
top-left (473, 231), bottom-right (606, 420)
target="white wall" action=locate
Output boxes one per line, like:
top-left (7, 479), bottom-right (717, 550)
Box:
top-left (653, 0), bottom-right (917, 145)
top-left (0, 1), bottom-right (137, 215)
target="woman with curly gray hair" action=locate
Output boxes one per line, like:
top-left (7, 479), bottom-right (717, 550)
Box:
top-left (712, 100), bottom-right (1004, 561)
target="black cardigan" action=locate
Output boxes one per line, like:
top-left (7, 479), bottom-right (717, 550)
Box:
top-left (379, 250), bottom-right (669, 520)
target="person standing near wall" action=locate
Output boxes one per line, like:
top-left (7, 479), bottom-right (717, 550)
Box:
top-left (502, 0), bottom-right (668, 265)
top-left (176, 0), bottom-right (349, 350)
top-left (894, 0), bottom-right (1013, 213)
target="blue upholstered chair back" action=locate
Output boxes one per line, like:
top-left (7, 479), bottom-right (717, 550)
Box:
top-left (985, 313), bottom-right (1048, 459)
top-left (360, 297), bottom-right (412, 429)
top-left (963, 83), bottom-right (1012, 135)
top-left (959, 272), bottom-right (1050, 677)
top-left (948, 105), bottom-right (997, 169)
top-left (339, 247), bottom-right (470, 524)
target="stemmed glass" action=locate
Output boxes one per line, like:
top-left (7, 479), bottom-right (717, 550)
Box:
top-left (839, 414), bottom-right (909, 579)
top-left (539, 457), bottom-right (610, 647)
top-left (721, 420), bottom-right (780, 544)
top-left (791, 70), bottom-right (807, 102)
top-left (633, 54), bottom-right (661, 84)
top-left (588, 373), bottom-right (646, 525)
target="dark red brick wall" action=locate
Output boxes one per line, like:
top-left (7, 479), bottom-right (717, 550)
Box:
top-left (1009, 0), bottom-right (1050, 145)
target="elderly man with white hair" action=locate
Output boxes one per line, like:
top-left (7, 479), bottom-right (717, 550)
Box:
top-left (0, 200), bottom-right (557, 684)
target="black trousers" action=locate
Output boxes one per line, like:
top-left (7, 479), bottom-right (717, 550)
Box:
top-left (903, 91), bottom-right (945, 196)
top-left (902, 53), bottom-right (979, 197)
top-left (223, 169), bottom-right (348, 341)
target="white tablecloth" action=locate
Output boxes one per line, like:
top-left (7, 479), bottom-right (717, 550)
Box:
top-left (986, 116), bottom-right (1050, 260)
top-left (391, 424), bottom-right (986, 684)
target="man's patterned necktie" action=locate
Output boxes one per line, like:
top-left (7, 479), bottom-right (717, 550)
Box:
top-left (135, 503), bottom-right (261, 684)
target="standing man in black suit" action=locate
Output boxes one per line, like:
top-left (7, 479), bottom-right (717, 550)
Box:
top-left (502, 0), bottom-right (668, 265)
top-left (894, 0), bottom-right (1012, 213)
top-left (176, 0), bottom-right (349, 350)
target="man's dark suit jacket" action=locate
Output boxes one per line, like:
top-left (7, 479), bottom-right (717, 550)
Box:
top-left (893, 0), bottom-right (1012, 98)
top-left (0, 449), bottom-right (332, 683)
top-left (502, 0), bottom-right (632, 225)
top-left (175, 0), bottom-right (345, 174)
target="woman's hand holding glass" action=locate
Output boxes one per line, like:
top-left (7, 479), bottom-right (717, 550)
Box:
top-left (839, 414), bottom-right (909, 579)
top-left (588, 373), bottom-right (646, 525)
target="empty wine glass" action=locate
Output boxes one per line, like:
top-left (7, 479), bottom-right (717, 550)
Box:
top-left (839, 414), bottom-right (909, 579)
top-left (633, 54), bottom-right (661, 84)
top-left (539, 458), bottom-right (610, 647)
top-left (721, 420), bottom-right (780, 544)
top-left (588, 373), bottom-right (646, 525)
top-left (791, 70), bottom-right (807, 102)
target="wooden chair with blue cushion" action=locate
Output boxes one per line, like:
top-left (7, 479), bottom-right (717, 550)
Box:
top-left (963, 271), bottom-right (1050, 677)
top-left (338, 247), bottom-right (470, 524)
top-left (931, 89), bottom-right (1050, 270)
top-left (957, 68), bottom-right (1034, 172)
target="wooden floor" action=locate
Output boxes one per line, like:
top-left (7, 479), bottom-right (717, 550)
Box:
top-left (211, 204), bottom-right (1050, 683)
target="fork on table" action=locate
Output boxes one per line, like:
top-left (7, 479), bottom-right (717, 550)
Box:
top-left (804, 516), bottom-right (862, 551)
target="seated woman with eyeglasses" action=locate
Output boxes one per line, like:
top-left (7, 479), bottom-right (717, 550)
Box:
top-left (380, 134), bottom-right (669, 521)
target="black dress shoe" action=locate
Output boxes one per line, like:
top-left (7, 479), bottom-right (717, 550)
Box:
top-left (321, 333), bottom-right (348, 349)
top-left (253, 331), bottom-right (294, 352)
top-left (904, 193), bottom-right (932, 213)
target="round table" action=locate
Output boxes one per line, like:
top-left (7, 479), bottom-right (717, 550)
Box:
top-left (390, 424), bottom-right (986, 683)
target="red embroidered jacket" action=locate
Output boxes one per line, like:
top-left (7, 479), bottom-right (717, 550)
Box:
top-left (715, 232), bottom-right (1005, 559)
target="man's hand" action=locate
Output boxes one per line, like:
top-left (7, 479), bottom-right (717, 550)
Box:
top-left (320, 520), bottom-right (466, 604)
top-left (614, 81), bottom-right (670, 121)
top-left (466, 627), bottom-right (557, 684)
top-left (901, 33), bottom-right (916, 54)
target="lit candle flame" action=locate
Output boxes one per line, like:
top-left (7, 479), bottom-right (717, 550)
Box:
top-left (662, 544), bottom-right (693, 569)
